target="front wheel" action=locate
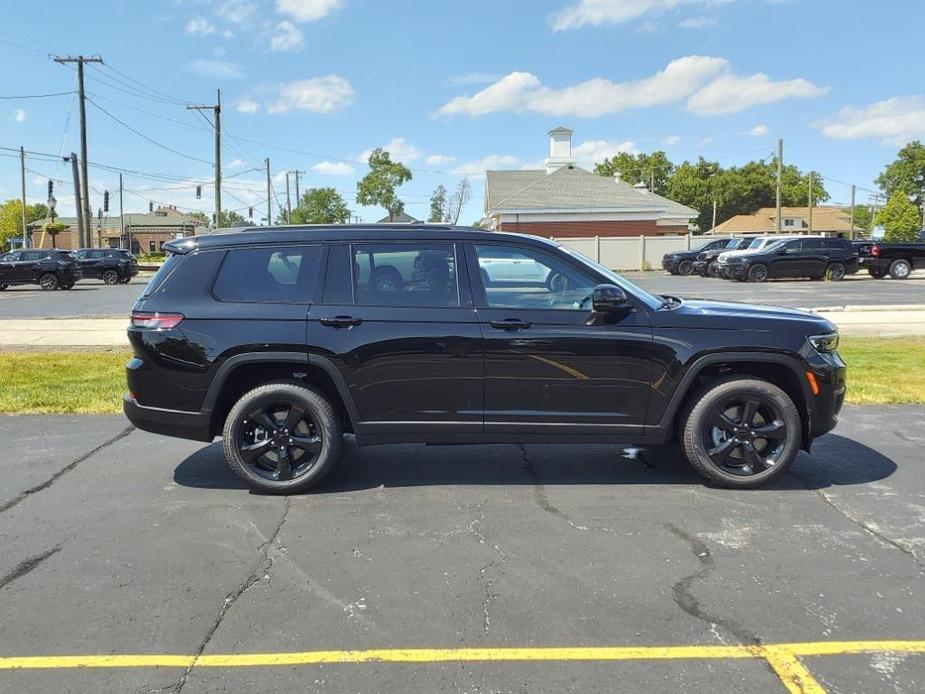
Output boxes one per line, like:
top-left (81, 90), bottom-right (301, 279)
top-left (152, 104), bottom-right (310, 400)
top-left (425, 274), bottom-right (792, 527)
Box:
top-left (747, 264), bottom-right (768, 282)
top-left (826, 262), bottom-right (846, 281)
top-left (890, 259), bottom-right (912, 280)
top-left (677, 259), bottom-right (694, 275)
top-left (222, 382), bottom-right (342, 494)
top-left (102, 269), bottom-right (120, 285)
top-left (682, 377), bottom-right (802, 488)
top-left (39, 273), bottom-right (59, 291)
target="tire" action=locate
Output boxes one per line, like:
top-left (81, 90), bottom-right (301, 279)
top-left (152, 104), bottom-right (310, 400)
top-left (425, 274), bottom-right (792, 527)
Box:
top-left (39, 273), bottom-right (59, 291)
top-left (681, 377), bottom-right (802, 489)
top-left (0, 284), bottom-right (7, 291)
top-left (889, 259), bottom-right (912, 280)
top-left (868, 267), bottom-right (886, 279)
top-left (677, 259), bottom-right (694, 275)
top-left (120, 277), bottom-right (132, 284)
top-left (60, 282), bottom-right (74, 290)
top-left (369, 266), bottom-right (403, 293)
top-left (747, 264), bottom-right (768, 282)
top-left (222, 382), bottom-right (342, 495)
top-left (102, 269), bottom-right (120, 285)
top-left (826, 262), bottom-right (846, 281)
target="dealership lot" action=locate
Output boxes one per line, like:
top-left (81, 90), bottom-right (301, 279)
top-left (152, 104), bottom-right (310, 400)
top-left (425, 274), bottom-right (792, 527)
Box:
top-left (1, 407), bottom-right (923, 693)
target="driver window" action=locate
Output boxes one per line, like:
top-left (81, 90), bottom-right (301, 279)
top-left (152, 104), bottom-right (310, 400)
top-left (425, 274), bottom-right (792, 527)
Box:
top-left (473, 243), bottom-right (595, 310)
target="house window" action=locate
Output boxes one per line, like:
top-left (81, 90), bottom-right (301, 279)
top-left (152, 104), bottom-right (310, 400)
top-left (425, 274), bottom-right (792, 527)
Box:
top-left (783, 219), bottom-right (795, 227)
top-left (149, 240), bottom-right (156, 253)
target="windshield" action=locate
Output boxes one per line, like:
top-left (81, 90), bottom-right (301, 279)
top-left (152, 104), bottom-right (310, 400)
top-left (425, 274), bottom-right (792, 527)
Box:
top-left (724, 239), bottom-right (741, 249)
top-left (560, 246), bottom-right (663, 310)
top-left (747, 238), bottom-right (766, 249)
top-left (762, 240), bottom-right (787, 253)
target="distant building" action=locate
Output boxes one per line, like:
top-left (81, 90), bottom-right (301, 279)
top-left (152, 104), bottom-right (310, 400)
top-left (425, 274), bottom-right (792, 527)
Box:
top-left (26, 206), bottom-right (207, 253)
top-left (711, 207), bottom-right (862, 236)
top-left (376, 211), bottom-right (421, 223)
top-left (482, 127), bottom-right (696, 238)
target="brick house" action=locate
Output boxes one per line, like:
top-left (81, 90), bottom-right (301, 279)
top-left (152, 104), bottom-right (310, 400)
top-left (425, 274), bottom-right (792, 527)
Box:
top-left (483, 127), bottom-right (696, 238)
top-left (26, 206), bottom-right (206, 253)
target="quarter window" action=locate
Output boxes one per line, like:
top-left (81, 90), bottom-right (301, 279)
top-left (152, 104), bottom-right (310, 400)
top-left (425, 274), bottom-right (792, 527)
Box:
top-left (352, 243), bottom-right (458, 307)
top-left (213, 245), bottom-right (322, 303)
top-left (473, 243), bottom-right (595, 310)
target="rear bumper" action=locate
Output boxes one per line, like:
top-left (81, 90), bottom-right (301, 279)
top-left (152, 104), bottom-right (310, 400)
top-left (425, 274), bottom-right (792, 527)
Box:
top-left (123, 394), bottom-right (213, 442)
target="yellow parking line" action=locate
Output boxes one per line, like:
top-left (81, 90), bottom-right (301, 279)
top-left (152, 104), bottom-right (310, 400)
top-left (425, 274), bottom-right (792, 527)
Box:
top-left (764, 647), bottom-right (826, 694)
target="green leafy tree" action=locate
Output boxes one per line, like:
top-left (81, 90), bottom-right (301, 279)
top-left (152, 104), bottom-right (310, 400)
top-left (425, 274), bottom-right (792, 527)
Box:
top-left (429, 185), bottom-right (447, 223)
top-left (594, 151), bottom-right (673, 194)
top-left (875, 191), bottom-right (922, 242)
top-left (356, 148), bottom-right (412, 221)
top-left (220, 209), bottom-right (248, 227)
top-left (848, 205), bottom-right (874, 235)
top-left (876, 141), bottom-right (925, 210)
top-left (290, 188), bottom-right (350, 224)
top-left (0, 199), bottom-right (49, 246)
top-left (665, 158), bottom-right (722, 232)
top-left (188, 211), bottom-right (210, 226)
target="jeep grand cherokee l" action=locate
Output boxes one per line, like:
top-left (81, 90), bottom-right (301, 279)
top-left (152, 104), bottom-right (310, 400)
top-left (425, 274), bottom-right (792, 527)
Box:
top-left (124, 224), bottom-right (846, 494)
top-left (0, 249), bottom-right (82, 290)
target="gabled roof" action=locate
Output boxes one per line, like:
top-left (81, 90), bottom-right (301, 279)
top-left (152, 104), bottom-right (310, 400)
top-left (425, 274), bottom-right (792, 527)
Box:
top-left (713, 206), bottom-right (860, 234)
top-left (485, 166), bottom-right (696, 219)
top-left (26, 208), bottom-right (204, 230)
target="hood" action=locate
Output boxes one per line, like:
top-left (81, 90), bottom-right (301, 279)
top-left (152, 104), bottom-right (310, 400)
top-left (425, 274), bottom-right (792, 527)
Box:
top-left (716, 249), bottom-right (756, 261)
top-left (651, 298), bottom-right (836, 333)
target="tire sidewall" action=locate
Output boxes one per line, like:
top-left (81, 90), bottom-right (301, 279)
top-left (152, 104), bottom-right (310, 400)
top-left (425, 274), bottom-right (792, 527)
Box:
top-left (890, 259), bottom-right (911, 280)
top-left (678, 259), bottom-right (693, 275)
top-left (103, 269), bottom-right (119, 285)
top-left (748, 265), bottom-right (768, 282)
top-left (40, 273), bottom-right (59, 291)
top-left (827, 262), bottom-right (846, 281)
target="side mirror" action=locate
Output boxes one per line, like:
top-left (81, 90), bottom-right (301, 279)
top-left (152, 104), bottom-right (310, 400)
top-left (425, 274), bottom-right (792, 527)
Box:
top-left (591, 283), bottom-right (630, 313)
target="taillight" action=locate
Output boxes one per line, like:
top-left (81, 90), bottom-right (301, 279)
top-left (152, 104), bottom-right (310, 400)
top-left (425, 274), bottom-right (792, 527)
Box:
top-left (130, 311), bottom-right (184, 329)
top-left (871, 244), bottom-right (880, 257)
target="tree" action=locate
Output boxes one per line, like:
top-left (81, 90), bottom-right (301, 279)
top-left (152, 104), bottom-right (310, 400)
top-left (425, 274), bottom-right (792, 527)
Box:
top-left (428, 185), bottom-right (447, 223)
top-left (849, 205), bottom-right (874, 235)
top-left (188, 211), bottom-right (210, 226)
top-left (220, 209), bottom-right (248, 227)
top-left (356, 148), bottom-right (412, 221)
top-left (875, 191), bottom-right (922, 242)
top-left (0, 199), bottom-right (49, 247)
top-left (290, 188), bottom-right (350, 224)
top-left (594, 151), bottom-right (673, 194)
top-left (446, 178), bottom-right (471, 224)
top-left (665, 158), bottom-right (722, 232)
top-left (876, 140), bottom-right (925, 211)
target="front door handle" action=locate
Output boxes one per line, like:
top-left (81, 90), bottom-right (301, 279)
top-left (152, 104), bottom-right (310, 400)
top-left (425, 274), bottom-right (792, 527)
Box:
top-left (320, 315), bottom-right (362, 328)
top-left (489, 318), bottom-right (532, 331)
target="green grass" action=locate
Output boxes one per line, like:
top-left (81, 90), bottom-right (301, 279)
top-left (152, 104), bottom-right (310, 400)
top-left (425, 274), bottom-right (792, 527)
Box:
top-left (0, 339), bottom-right (923, 414)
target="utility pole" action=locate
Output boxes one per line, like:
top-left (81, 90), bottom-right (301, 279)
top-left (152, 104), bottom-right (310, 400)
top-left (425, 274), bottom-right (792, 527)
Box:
top-left (265, 158), bottom-right (272, 225)
top-left (849, 184), bottom-right (856, 240)
top-left (808, 172), bottom-right (814, 235)
top-left (711, 198), bottom-right (717, 233)
top-left (97, 208), bottom-right (103, 248)
top-left (53, 55), bottom-right (102, 241)
top-left (187, 89), bottom-right (221, 229)
top-left (285, 171), bottom-right (292, 223)
top-left (19, 147), bottom-right (27, 249)
top-left (775, 138), bottom-right (783, 234)
top-left (292, 170), bottom-right (305, 210)
top-left (119, 173), bottom-right (126, 251)
top-left (66, 154), bottom-right (86, 248)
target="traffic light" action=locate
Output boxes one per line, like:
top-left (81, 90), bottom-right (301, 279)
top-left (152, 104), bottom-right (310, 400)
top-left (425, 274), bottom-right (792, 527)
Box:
top-left (196, 185), bottom-right (202, 199)
top-left (103, 190), bottom-right (109, 212)
top-left (149, 201), bottom-right (154, 212)
top-left (47, 179), bottom-right (53, 198)
top-left (248, 207), bottom-right (254, 218)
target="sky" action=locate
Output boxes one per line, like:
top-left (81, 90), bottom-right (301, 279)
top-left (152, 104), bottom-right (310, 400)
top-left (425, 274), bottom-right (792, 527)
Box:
top-left (1, 0), bottom-right (924, 226)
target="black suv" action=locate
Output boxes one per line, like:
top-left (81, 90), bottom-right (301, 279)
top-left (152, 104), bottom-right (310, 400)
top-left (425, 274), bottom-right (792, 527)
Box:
top-left (661, 237), bottom-right (730, 275)
top-left (124, 225), bottom-right (846, 493)
top-left (72, 248), bottom-right (139, 284)
top-left (692, 238), bottom-right (750, 276)
top-left (722, 237), bottom-right (858, 282)
top-left (0, 249), bottom-right (82, 290)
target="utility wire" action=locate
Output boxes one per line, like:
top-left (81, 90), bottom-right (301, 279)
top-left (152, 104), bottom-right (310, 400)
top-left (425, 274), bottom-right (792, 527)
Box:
top-left (0, 90), bottom-right (76, 100)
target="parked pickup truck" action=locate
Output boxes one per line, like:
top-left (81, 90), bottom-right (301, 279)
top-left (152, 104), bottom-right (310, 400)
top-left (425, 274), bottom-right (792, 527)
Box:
top-left (865, 242), bottom-right (925, 279)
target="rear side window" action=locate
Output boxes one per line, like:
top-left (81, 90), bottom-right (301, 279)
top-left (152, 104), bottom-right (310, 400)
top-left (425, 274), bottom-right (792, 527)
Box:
top-left (143, 253), bottom-right (183, 296)
top-left (213, 245), bottom-right (321, 303)
top-left (824, 239), bottom-right (849, 250)
top-left (803, 238), bottom-right (823, 250)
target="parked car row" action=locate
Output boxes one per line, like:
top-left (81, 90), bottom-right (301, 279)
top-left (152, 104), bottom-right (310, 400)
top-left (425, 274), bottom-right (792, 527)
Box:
top-left (0, 248), bottom-right (139, 290)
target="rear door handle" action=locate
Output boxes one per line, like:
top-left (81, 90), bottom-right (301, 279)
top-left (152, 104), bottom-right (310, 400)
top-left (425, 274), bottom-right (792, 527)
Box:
top-left (489, 318), bottom-right (531, 331)
top-left (320, 315), bottom-right (362, 328)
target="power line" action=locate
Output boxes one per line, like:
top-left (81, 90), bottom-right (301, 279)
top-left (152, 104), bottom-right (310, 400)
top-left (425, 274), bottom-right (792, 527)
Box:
top-left (98, 63), bottom-right (192, 106)
top-left (0, 90), bottom-right (76, 100)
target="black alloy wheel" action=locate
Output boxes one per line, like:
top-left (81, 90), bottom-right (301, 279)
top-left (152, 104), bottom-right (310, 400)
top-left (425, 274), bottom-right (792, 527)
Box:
top-left (102, 269), bottom-right (120, 285)
top-left (827, 262), bottom-right (846, 281)
top-left (39, 273), bottom-right (59, 291)
top-left (677, 259), bottom-right (694, 275)
top-left (747, 264), bottom-right (768, 282)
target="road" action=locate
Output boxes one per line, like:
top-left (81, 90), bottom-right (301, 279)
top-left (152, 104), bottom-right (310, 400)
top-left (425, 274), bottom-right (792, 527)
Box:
top-left (1, 406), bottom-right (924, 693)
top-left (1, 272), bottom-right (923, 319)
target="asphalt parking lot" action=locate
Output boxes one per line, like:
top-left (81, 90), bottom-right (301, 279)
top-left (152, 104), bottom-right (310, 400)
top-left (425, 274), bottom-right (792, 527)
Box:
top-left (1, 406), bottom-right (923, 693)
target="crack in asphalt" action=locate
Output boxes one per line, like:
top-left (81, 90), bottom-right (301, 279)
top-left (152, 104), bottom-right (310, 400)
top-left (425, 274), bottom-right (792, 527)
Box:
top-left (0, 546), bottom-right (62, 591)
top-left (466, 506), bottom-right (508, 635)
top-left (786, 470), bottom-right (925, 572)
top-left (664, 522), bottom-right (761, 647)
top-left (0, 425), bottom-right (135, 514)
top-left (173, 497), bottom-right (292, 693)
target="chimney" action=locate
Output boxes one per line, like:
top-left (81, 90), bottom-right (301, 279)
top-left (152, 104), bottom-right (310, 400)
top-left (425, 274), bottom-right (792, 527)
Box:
top-left (545, 126), bottom-right (575, 174)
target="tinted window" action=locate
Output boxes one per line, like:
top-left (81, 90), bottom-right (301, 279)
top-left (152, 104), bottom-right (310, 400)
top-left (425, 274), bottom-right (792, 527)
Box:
top-left (803, 238), bottom-right (823, 250)
top-left (353, 243), bottom-right (458, 307)
top-left (213, 245), bottom-right (321, 303)
top-left (0, 252), bottom-right (17, 261)
top-left (322, 244), bottom-right (353, 304)
top-left (143, 253), bottom-right (183, 296)
top-left (782, 240), bottom-right (802, 251)
top-left (825, 239), bottom-right (850, 250)
top-left (474, 243), bottom-right (595, 310)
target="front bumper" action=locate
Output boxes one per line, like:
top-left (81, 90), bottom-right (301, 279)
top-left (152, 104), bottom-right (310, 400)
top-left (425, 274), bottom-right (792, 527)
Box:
top-left (123, 394), bottom-right (213, 442)
top-left (692, 260), bottom-right (709, 275)
top-left (721, 264), bottom-right (747, 279)
top-left (662, 258), bottom-right (680, 272)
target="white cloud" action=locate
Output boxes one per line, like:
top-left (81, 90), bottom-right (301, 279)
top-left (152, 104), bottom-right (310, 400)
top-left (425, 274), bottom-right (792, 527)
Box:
top-left (227, 159), bottom-right (245, 169)
top-left (13, 109), bottom-right (26, 123)
top-left (439, 56), bottom-right (728, 118)
top-left (452, 154), bottom-right (522, 175)
top-left (268, 20), bottom-right (305, 51)
top-left (236, 98), bottom-right (259, 114)
top-left (216, 0), bottom-right (258, 25)
top-left (662, 135), bottom-right (681, 145)
top-left (687, 73), bottom-right (828, 115)
top-left (749, 124), bottom-right (770, 136)
top-left (425, 154), bottom-right (457, 166)
top-left (188, 59), bottom-right (244, 79)
top-left (185, 16), bottom-right (216, 35)
top-left (268, 75), bottom-right (355, 113)
top-left (312, 161), bottom-right (355, 175)
top-left (816, 96), bottom-right (925, 145)
top-left (361, 137), bottom-right (421, 163)
top-left (571, 139), bottom-right (638, 167)
top-left (276, 0), bottom-right (343, 22)
top-left (679, 15), bottom-right (717, 28)
top-left (551, 0), bottom-right (734, 30)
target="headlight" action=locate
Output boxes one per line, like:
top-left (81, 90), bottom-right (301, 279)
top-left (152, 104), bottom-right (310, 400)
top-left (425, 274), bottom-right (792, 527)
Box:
top-left (808, 332), bottom-right (839, 353)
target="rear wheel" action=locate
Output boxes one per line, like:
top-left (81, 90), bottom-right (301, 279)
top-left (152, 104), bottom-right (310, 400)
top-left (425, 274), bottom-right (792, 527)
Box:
top-left (677, 259), bottom-right (694, 275)
top-left (102, 269), bottom-right (119, 285)
top-left (889, 259), bottom-right (912, 280)
top-left (868, 267), bottom-right (886, 279)
top-left (222, 382), bottom-right (341, 494)
top-left (826, 262), bottom-right (846, 281)
top-left (39, 273), bottom-right (59, 291)
top-left (682, 377), bottom-right (801, 488)
top-left (747, 264), bottom-right (768, 282)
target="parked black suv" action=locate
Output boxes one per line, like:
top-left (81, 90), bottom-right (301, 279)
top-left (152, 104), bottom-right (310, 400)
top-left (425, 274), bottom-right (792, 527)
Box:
top-left (661, 237), bottom-right (730, 275)
top-left (124, 225), bottom-right (846, 493)
top-left (0, 249), bottom-right (82, 290)
top-left (692, 238), bottom-right (750, 276)
top-left (721, 237), bottom-right (859, 282)
top-left (72, 248), bottom-right (139, 284)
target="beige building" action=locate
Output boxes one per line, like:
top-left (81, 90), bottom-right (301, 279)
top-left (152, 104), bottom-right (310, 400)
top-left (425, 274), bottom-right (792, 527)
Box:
top-left (711, 207), bottom-right (862, 237)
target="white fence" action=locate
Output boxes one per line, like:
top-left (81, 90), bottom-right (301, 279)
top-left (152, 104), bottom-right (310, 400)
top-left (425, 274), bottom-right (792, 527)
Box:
top-left (552, 235), bottom-right (695, 271)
